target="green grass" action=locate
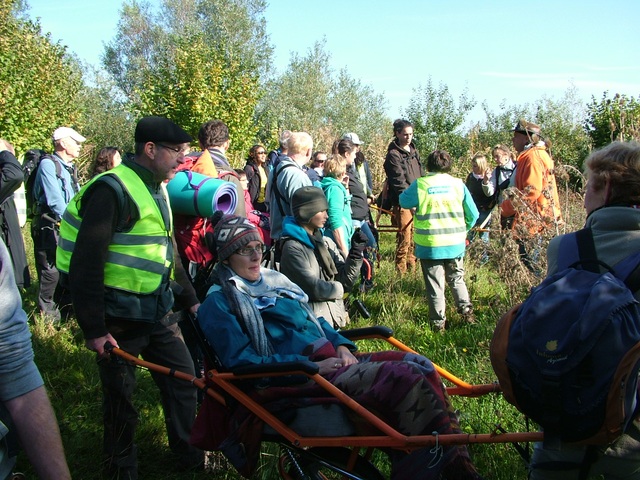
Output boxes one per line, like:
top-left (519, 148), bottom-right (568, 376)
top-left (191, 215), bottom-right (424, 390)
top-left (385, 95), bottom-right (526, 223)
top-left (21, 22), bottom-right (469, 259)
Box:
top-left (17, 208), bottom-right (579, 480)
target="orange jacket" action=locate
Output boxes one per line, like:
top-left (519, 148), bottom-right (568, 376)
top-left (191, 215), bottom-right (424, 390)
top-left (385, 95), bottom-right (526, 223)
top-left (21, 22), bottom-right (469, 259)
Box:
top-left (501, 145), bottom-right (562, 233)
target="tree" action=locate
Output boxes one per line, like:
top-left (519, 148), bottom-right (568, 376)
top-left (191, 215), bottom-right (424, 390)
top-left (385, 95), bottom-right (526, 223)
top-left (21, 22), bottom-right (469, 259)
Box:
top-left (256, 39), bottom-right (390, 176)
top-left (0, 0), bottom-right (85, 153)
top-left (469, 100), bottom-right (529, 154)
top-left (132, 30), bottom-right (260, 159)
top-left (403, 78), bottom-right (476, 160)
top-left (73, 65), bottom-right (136, 181)
top-left (585, 92), bottom-right (640, 149)
top-left (472, 86), bottom-right (591, 190)
top-left (103, 0), bottom-right (270, 164)
top-left (257, 41), bottom-right (334, 145)
top-left (534, 87), bottom-right (592, 187)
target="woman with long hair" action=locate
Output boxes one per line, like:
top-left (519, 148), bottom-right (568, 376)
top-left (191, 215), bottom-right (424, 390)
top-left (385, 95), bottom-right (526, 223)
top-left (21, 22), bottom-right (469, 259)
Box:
top-left (383, 119), bottom-right (425, 275)
top-left (90, 147), bottom-right (121, 178)
top-left (483, 144), bottom-right (516, 229)
top-left (243, 144), bottom-right (269, 212)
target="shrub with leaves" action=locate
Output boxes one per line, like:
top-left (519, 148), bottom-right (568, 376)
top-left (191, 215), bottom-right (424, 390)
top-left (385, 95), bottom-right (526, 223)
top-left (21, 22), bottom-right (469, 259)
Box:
top-left (0, 0), bottom-right (85, 153)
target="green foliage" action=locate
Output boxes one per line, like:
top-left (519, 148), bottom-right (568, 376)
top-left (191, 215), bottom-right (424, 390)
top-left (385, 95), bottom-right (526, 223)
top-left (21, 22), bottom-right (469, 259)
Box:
top-left (73, 65), bottom-right (137, 180)
top-left (403, 77), bottom-right (476, 159)
top-left (470, 100), bottom-right (529, 154)
top-left (257, 39), bottom-right (390, 162)
top-left (103, 0), bottom-right (268, 164)
top-left (257, 41), bottom-right (333, 144)
top-left (132, 30), bottom-right (260, 160)
top-left (534, 88), bottom-right (592, 188)
top-left (585, 92), bottom-right (640, 149)
top-left (469, 87), bottom-right (591, 190)
top-left (0, 0), bottom-right (85, 153)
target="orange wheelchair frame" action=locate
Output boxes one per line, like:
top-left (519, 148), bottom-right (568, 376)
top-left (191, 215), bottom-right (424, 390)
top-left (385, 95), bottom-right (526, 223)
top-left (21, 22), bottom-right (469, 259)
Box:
top-left (108, 325), bottom-right (542, 479)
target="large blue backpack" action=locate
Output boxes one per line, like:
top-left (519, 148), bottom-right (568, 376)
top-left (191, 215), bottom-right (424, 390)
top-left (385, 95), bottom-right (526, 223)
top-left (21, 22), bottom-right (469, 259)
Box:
top-left (490, 228), bottom-right (640, 445)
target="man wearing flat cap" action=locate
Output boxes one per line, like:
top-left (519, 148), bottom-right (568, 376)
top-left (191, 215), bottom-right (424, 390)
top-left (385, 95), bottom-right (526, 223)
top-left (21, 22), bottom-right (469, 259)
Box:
top-left (30, 126), bottom-right (84, 321)
top-left (501, 119), bottom-right (562, 272)
top-left (57, 116), bottom-right (203, 478)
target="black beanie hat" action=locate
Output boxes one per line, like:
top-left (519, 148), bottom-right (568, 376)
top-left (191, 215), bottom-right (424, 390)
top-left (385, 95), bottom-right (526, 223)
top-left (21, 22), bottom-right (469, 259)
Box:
top-left (134, 116), bottom-right (193, 144)
top-left (292, 186), bottom-right (328, 224)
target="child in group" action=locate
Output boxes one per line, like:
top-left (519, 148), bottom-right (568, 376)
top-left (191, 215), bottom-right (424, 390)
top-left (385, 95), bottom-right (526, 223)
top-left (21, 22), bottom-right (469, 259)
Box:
top-left (465, 154), bottom-right (495, 244)
top-left (483, 144), bottom-right (517, 229)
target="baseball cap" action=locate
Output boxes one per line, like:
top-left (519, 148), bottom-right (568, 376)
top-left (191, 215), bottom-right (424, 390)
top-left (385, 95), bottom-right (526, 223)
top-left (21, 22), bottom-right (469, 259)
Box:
top-left (342, 132), bottom-right (364, 145)
top-left (52, 127), bottom-right (86, 143)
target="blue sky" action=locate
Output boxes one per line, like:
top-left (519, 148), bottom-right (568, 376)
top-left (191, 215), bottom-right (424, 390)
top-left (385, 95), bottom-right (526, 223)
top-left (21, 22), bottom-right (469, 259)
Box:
top-left (25, 0), bottom-right (640, 123)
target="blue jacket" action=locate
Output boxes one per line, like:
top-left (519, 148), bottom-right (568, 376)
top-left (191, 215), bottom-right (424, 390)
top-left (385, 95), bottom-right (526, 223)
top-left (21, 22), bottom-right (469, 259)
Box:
top-left (267, 158), bottom-right (312, 240)
top-left (33, 153), bottom-right (78, 218)
top-left (198, 283), bottom-right (355, 369)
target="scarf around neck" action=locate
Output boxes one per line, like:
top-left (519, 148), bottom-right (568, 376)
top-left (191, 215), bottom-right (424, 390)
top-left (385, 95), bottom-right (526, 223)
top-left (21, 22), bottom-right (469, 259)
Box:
top-left (213, 264), bottom-right (325, 356)
top-left (310, 230), bottom-right (339, 280)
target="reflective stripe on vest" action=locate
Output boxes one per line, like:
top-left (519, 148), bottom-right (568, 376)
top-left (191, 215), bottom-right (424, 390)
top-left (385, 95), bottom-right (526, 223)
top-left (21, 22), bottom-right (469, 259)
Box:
top-left (414, 174), bottom-right (467, 248)
top-left (57, 164), bottom-right (172, 294)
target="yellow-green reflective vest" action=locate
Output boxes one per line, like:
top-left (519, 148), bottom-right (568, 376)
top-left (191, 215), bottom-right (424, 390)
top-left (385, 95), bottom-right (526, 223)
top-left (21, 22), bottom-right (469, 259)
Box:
top-left (57, 164), bottom-right (173, 294)
top-left (414, 174), bottom-right (466, 248)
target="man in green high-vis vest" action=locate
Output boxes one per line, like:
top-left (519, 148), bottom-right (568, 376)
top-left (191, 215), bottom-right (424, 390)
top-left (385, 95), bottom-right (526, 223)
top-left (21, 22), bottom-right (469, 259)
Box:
top-left (57, 116), bottom-right (203, 479)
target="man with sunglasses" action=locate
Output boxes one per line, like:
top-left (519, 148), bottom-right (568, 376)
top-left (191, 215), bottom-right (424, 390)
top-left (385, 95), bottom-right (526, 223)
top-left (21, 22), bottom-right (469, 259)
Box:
top-left (57, 116), bottom-right (203, 479)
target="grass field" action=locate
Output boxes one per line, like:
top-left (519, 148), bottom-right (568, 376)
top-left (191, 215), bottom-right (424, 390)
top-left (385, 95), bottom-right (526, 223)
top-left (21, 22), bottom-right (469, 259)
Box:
top-left (15, 193), bottom-right (587, 479)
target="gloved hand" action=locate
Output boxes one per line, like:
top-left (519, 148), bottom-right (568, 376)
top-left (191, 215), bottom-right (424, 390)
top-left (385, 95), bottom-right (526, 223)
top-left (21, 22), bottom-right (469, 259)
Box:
top-left (348, 229), bottom-right (368, 259)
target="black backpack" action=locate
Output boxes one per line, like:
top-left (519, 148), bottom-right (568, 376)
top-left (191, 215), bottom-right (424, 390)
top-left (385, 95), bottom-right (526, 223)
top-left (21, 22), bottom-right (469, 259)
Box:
top-left (22, 149), bottom-right (61, 220)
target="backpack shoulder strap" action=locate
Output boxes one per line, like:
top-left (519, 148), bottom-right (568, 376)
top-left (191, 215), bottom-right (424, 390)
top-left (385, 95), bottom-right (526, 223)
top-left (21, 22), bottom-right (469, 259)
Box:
top-left (558, 228), bottom-right (599, 272)
top-left (38, 154), bottom-right (63, 179)
top-left (563, 227), bottom-right (640, 292)
top-left (272, 162), bottom-right (297, 217)
top-left (612, 251), bottom-right (640, 292)
top-left (45, 154), bottom-right (63, 178)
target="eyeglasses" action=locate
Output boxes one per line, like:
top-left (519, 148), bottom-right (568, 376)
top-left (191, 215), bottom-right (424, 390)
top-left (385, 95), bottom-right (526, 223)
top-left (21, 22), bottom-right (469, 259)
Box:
top-left (157, 144), bottom-right (189, 155)
top-left (256, 151), bottom-right (267, 155)
top-left (235, 244), bottom-right (267, 256)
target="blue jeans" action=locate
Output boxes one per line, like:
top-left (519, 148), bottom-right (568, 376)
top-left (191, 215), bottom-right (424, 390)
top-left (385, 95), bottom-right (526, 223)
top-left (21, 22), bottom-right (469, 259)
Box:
top-left (352, 219), bottom-right (377, 249)
top-left (467, 210), bottom-right (491, 244)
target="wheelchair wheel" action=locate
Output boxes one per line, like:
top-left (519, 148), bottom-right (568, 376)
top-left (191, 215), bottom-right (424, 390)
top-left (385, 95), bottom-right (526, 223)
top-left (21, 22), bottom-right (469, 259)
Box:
top-left (278, 446), bottom-right (385, 480)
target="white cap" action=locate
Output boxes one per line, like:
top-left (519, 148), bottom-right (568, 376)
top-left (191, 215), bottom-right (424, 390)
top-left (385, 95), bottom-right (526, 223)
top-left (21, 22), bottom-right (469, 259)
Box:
top-left (342, 132), bottom-right (363, 145)
top-left (52, 127), bottom-right (86, 143)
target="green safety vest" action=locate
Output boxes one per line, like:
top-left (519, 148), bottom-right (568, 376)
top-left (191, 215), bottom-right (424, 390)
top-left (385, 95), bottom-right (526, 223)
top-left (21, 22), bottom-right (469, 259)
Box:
top-left (414, 174), bottom-right (467, 248)
top-left (57, 164), bottom-right (173, 294)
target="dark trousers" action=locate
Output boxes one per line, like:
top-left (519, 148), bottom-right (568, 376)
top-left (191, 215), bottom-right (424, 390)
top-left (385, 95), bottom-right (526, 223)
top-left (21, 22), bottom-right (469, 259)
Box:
top-left (100, 322), bottom-right (202, 479)
top-left (31, 221), bottom-right (68, 320)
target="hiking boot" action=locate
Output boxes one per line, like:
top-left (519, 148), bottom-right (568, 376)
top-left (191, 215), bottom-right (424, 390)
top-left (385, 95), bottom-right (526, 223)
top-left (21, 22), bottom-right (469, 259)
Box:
top-left (359, 279), bottom-right (375, 293)
top-left (432, 321), bottom-right (446, 333)
top-left (458, 305), bottom-right (476, 324)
